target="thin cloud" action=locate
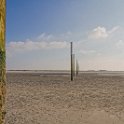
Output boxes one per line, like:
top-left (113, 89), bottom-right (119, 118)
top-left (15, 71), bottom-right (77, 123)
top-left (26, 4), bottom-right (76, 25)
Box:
top-left (88, 26), bottom-right (108, 39)
top-left (108, 26), bottom-right (119, 34)
top-left (88, 26), bottom-right (119, 40)
top-left (115, 40), bottom-right (124, 49)
top-left (37, 33), bottom-right (54, 41)
top-left (7, 40), bottom-right (69, 52)
top-left (78, 50), bottom-right (96, 55)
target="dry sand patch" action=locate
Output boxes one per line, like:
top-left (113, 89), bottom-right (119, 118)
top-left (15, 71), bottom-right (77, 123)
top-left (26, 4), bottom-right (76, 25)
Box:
top-left (5, 72), bottom-right (124, 124)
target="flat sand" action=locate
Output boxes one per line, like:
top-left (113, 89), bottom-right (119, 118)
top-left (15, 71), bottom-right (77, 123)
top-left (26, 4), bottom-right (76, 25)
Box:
top-left (5, 72), bottom-right (124, 124)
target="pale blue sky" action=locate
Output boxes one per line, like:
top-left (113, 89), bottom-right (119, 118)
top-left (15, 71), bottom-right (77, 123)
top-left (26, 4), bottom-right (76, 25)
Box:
top-left (6, 0), bottom-right (124, 70)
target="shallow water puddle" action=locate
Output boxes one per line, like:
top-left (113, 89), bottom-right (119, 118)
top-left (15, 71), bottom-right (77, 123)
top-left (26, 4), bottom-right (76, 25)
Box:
top-left (84, 110), bottom-right (124, 124)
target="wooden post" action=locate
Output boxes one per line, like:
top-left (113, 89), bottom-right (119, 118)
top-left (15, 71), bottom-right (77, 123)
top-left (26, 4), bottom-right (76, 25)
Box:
top-left (76, 60), bottom-right (79, 76)
top-left (70, 42), bottom-right (73, 81)
top-left (72, 54), bottom-right (75, 76)
top-left (0, 0), bottom-right (6, 123)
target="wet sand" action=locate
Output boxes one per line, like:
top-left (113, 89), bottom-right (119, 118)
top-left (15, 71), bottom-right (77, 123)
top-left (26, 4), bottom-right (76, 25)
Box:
top-left (5, 72), bottom-right (124, 124)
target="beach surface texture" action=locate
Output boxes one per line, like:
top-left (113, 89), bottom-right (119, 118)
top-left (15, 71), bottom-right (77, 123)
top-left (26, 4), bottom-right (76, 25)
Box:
top-left (5, 71), bottom-right (124, 124)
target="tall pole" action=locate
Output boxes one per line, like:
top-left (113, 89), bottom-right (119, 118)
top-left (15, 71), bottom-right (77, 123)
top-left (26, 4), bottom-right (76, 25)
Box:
top-left (72, 54), bottom-right (75, 76)
top-left (0, 0), bottom-right (6, 123)
top-left (70, 42), bottom-right (73, 81)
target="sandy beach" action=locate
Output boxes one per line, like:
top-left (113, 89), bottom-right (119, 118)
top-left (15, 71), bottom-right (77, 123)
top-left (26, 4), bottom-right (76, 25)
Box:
top-left (5, 72), bottom-right (124, 124)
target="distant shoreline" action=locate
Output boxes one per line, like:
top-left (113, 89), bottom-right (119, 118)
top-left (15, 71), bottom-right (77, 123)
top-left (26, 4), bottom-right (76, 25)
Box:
top-left (6, 70), bottom-right (124, 76)
top-left (7, 70), bottom-right (124, 72)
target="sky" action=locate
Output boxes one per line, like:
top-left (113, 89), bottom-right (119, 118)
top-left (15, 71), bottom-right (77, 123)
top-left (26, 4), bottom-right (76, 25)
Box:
top-left (6, 0), bottom-right (124, 71)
